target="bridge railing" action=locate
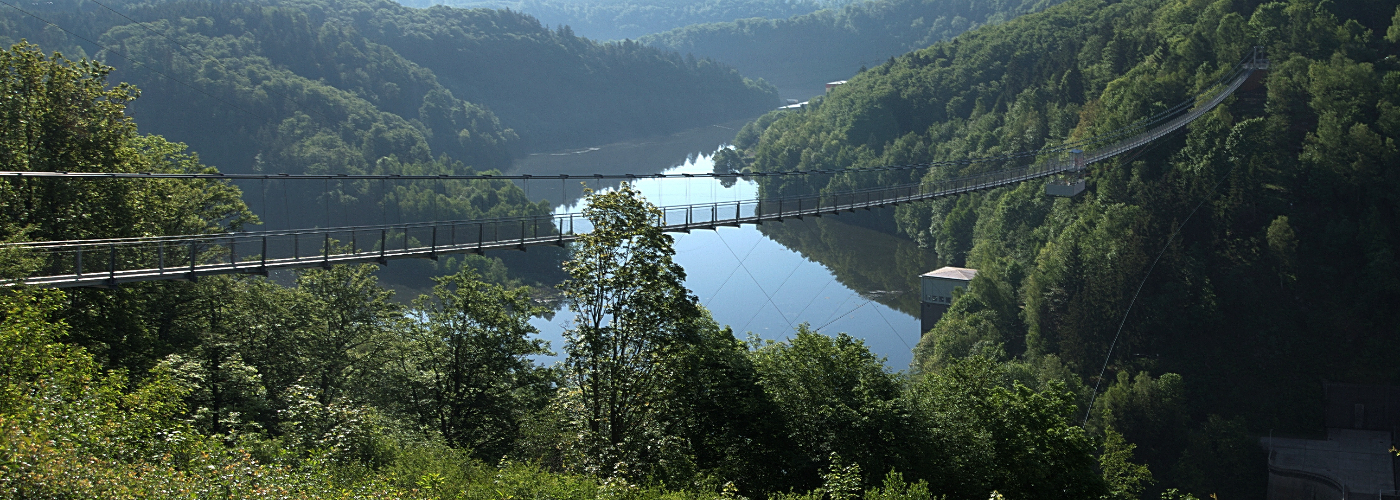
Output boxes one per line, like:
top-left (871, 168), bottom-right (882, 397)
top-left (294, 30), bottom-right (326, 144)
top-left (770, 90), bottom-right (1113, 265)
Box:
top-left (7, 156), bottom-right (1077, 287)
top-left (1, 121), bottom-right (1203, 288)
top-left (4, 53), bottom-right (1264, 288)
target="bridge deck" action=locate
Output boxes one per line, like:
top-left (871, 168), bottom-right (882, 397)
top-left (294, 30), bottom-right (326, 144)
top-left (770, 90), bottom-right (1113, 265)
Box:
top-left (5, 63), bottom-right (1260, 289)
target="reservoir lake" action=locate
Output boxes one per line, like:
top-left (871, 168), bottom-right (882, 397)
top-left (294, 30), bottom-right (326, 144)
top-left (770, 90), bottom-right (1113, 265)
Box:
top-left (508, 119), bottom-right (937, 370)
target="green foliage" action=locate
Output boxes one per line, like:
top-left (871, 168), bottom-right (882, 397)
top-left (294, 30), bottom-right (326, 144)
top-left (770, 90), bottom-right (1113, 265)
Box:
top-left (305, 0), bottom-right (779, 150)
top-left (407, 266), bottom-right (553, 459)
top-left (558, 183), bottom-right (704, 479)
top-left (0, 289), bottom-right (409, 498)
top-left (821, 453), bottom-right (864, 500)
top-left (1099, 428), bottom-right (1153, 500)
top-left (417, 0), bottom-right (856, 41)
top-left (664, 314), bottom-right (797, 494)
top-left (21, 0), bottom-right (1383, 494)
top-left (1160, 489), bottom-right (1200, 500)
top-left (913, 263), bottom-right (1028, 373)
top-left (731, 0), bottom-right (1400, 495)
top-left (297, 264), bottom-right (403, 404)
top-left (1092, 372), bottom-right (1188, 460)
top-left (861, 471), bottom-right (935, 500)
top-left (750, 326), bottom-right (910, 487)
top-left (4, 0), bottom-right (776, 170)
top-left (642, 0), bottom-right (1069, 96)
top-left (1170, 415), bottom-right (1266, 500)
top-left (906, 355), bottom-right (1107, 500)
top-left (0, 42), bottom-right (254, 242)
top-left (915, 310), bottom-right (1005, 370)
top-left (162, 349), bottom-right (268, 437)
top-left (274, 383), bottom-right (398, 467)
top-left (0, 41), bottom-right (264, 375)
top-left (1389, 6), bottom-right (1400, 43)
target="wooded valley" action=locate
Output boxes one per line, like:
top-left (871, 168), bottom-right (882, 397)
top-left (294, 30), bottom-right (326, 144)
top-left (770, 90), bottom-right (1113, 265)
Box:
top-left (2, 0), bottom-right (1398, 498)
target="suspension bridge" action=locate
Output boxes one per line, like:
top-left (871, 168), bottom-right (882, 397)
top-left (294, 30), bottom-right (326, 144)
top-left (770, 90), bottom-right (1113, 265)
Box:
top-left (0, 50), bottom-right (1268, 288)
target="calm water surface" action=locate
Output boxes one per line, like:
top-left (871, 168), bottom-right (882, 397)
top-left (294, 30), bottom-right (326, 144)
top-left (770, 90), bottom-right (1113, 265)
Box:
top-left (510, 121), bottom-right (932, 370)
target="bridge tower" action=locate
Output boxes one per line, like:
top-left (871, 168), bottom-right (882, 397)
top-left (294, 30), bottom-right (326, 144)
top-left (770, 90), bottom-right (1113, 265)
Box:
top-left (1046, 149), bottom-right (1086, 197)
top-left (920, 266), bottom-right (977, 335)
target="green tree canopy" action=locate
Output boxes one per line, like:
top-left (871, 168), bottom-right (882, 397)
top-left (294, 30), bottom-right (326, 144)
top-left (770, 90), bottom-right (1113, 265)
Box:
top-left (558, 183), bottom-right (704, 478)
top-left (0, 41), bottom-right (253, 242)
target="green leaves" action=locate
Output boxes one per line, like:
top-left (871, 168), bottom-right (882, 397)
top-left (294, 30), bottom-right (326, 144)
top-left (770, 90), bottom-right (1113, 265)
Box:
top-left (1100, 428), bottom-right (1154, 500)
top-left (750, 327), bottom-right (911, 488)
top-left (909, 355), bottom-right (1106, 500)
top-left (408, 266), bottom-right (552, 459)
top-left (0, 42), bottom-right (254, 244)
top-left (558, 183), bottom-right (703, 479)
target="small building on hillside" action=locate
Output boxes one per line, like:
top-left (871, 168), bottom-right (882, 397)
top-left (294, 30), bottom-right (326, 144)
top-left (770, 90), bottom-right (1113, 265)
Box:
top-left (919, 267), bottom-right (977, 335)
top-left (1264, 383), bottom-right (1400, 500)
top-left (825, 80), bottom-right (847, 92)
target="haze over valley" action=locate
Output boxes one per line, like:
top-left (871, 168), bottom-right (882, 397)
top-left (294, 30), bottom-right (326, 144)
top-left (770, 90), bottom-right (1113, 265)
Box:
top-left (2, 0), bottom-right (1399, 498)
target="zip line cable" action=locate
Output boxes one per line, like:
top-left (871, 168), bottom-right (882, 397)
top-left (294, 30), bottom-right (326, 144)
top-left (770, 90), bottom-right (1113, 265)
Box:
top-left (759, 251), bottom-right (809, 320)
top-left (394, 178), bottom-right (403, 225)
top-left (6, 117), bottom-right (1240, 250)
top-left (341, 180), bottom-right (350, 228)
top-left (871, 303), bottom-right (912, 354)
top-left (701, 229), bottom-right (763, 306)
top-left (717, 230), bottom-right (796, 333)
top-left (1081, 158), bottom-right (1229, 425)
top-left (323, 178), bottom-right (330, 228)
top-left (791, 271), bottom-right (840, 323)
top-left (0, 0), bottom-right (266, 121)
top-left (814, 298), bottom-right (876, 333)
top-left (817, 284), bottom-right (859, 331)
top-left (725, 239), bottom-right (796, 333)
top-left (281, 178), bottom-right (291, 230)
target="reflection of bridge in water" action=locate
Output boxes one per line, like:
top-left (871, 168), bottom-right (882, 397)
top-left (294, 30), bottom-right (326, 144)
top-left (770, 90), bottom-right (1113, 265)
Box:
top-left (3, 51), bottom-right (1268, 288)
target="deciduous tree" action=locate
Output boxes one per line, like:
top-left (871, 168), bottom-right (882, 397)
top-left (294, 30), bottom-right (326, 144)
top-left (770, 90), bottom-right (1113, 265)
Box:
top-left (407, 266), bottom-right (551, 459)
top-left (558, 183), bottom-right (702, 478)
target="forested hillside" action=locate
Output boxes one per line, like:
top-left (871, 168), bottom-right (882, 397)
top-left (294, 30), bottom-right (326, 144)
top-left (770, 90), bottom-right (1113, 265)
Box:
top-left (0, 0), bottom-right (777, 175)
top-left (1, 39), bottom-right (1117, 499)
top-left (274, 0), bottom-right (779, 148)
top-left (0, 0), bottom-right (774, 285)
top-left (735, 0), bottom-right (1400, 496)
top-left (641, 0), bottom-right (1067, 97)
top-left (7, 0), bottom-right (1400, 497)
top-left (402, 0), bottom-right (855, 41)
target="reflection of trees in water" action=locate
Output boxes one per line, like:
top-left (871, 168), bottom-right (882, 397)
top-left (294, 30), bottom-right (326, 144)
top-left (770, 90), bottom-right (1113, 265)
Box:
top-left (712, 148), bottom-right (743, 188)
top-left (757, 214), bottom-right (940, 317)
top-left (507, 118), bottom-right (750, 208)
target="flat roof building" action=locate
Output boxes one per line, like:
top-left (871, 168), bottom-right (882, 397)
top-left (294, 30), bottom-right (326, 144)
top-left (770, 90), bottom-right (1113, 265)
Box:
top-left (919, 267), bottom-right (977, 335)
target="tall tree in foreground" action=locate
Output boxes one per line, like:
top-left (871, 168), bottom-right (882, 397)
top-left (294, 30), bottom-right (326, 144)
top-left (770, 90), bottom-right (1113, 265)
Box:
top-left (407, 266), bottom-right (552, 460)
top-left (0, 41), bottom-right (253, 242)
top-left (558, 184), bottom-right (703, 478)
top-left (0, 41), bottom-right (255, 374)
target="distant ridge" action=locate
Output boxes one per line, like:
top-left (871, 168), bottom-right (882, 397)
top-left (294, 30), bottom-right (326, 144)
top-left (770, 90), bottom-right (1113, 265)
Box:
top-left (641, 0), bottom-right (1067, 98)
